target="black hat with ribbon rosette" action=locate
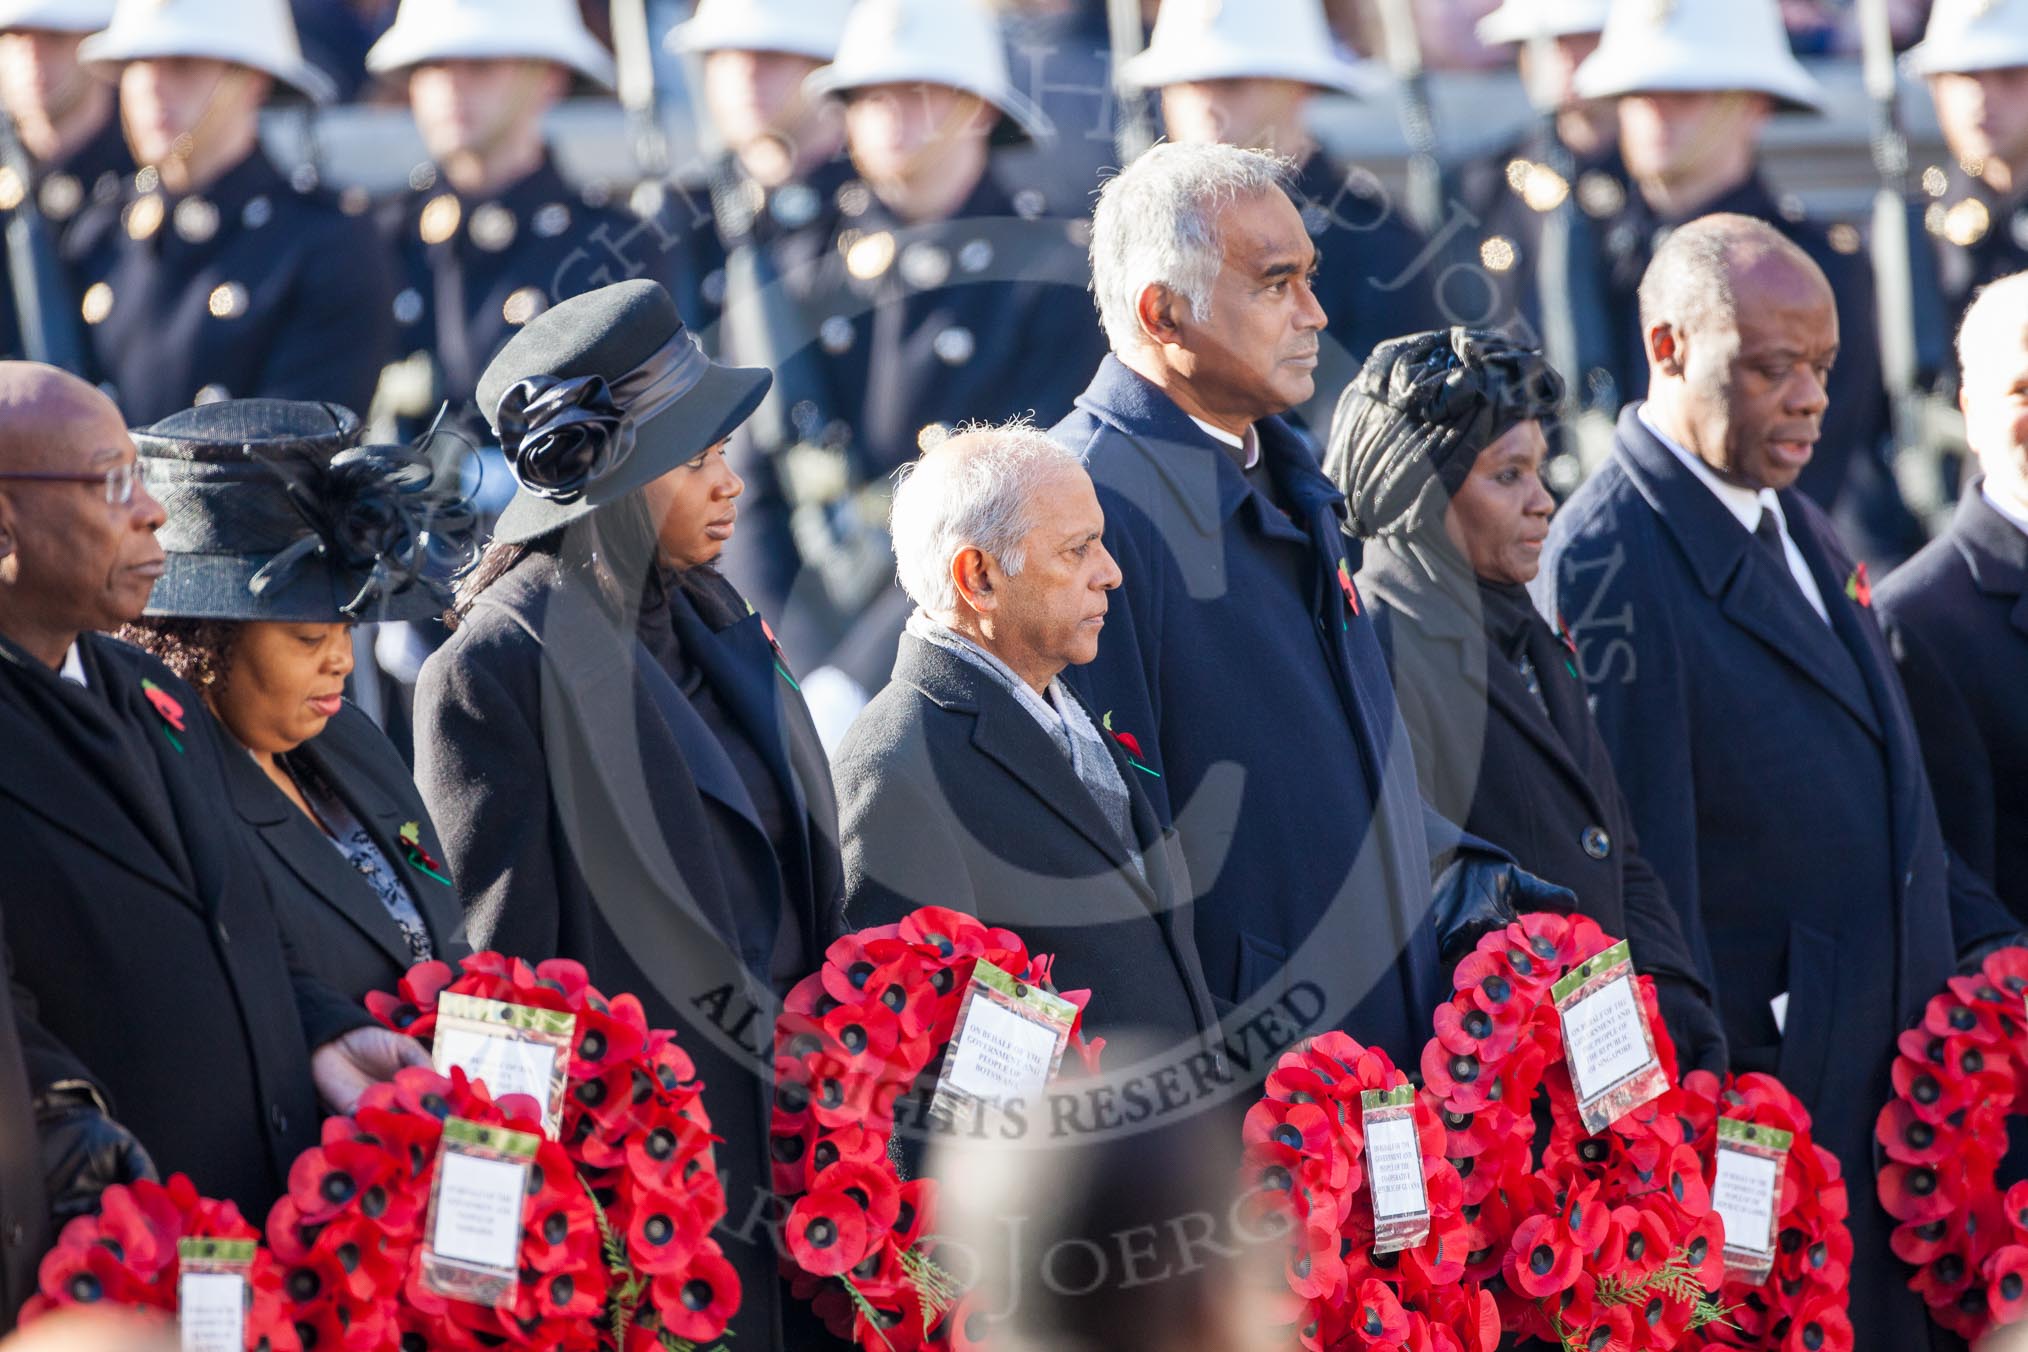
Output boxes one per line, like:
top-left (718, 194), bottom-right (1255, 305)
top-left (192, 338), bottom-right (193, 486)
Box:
top-left (478, 279), bottom-right (774, 545)
top-left (136, 398), bottom-right (477, 623)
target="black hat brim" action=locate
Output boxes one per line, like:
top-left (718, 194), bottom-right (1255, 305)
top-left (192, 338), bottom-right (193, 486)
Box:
top-left (490, 359), bottom-right (774, 546)
top-left (143, 553), bottom-right (451, 624)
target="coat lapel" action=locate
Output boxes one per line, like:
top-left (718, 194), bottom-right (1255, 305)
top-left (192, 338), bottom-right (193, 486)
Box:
top-left (1951, 486), bottom-right (2028, 638)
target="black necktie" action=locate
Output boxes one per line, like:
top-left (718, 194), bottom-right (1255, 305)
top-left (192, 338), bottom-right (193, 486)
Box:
top-left (1755, 508), bottom-right (1816, 615)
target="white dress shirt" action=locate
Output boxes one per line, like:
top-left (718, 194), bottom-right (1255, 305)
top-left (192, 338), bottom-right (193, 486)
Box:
top-left (1188, 416), bottom-right (1261, 470)
top-left (1639, 405), bottom-right (1830, 624)
top-left (1983, 482), bottom-right (2028, 540)
top-left (59, 642), bottom-right (86, 687)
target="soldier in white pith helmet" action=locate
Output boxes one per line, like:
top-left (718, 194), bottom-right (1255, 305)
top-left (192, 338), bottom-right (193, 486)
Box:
top-left (63, 0), bottom-right (395, 423)
top-left (1906, 0), bottom-right (2028, 341)
top-left (366, 0), bottom-right (680, 447)
top-left (1116, 0), bottom-right (1440, 430)
top-left (1573, 0), bottom-right (1910, 555)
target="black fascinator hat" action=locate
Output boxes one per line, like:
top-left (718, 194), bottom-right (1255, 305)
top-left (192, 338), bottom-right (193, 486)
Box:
top-left (137, 399), bottom-right (477, 623)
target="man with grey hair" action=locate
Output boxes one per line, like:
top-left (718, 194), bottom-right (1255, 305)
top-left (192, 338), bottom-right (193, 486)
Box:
top-left (1542, 213), bottom-right (2014, 1352)
top-left (1055, 141), bottom-right (1569, 1071)
top-left (833, 420), bottom-right (1218, 1048)
top-left (1878, 270), bottom-right (2028, 923)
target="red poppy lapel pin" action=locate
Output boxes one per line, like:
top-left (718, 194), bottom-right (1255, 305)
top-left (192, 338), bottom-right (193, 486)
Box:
top-left (139, 678), bottom-right (185, 753)
top-left (398, 821), bottom-right (452, 886)
top-left (1554, 613), bottom-right (1581, 680)
top-left (1101, 711), bottom-right (1159, 778)
top-left (1845, 561), bottom-right (1872, 609)
top-left (748, 599), bottom-right (800, 692)
top-left (1337, 557), bottom-right (1361, 623)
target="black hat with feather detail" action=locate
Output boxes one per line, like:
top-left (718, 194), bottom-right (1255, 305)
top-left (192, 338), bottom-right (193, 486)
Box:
top-left (135, 398), bottom-right (478, 623)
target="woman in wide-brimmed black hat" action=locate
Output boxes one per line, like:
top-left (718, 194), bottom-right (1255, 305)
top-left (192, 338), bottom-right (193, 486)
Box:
top-left (412, 278), bottom-right (845, 1351)
top-left (1327, 326), bottom-right (1727, 1074)
top-left (118, 398), bottom-right (475, 1003)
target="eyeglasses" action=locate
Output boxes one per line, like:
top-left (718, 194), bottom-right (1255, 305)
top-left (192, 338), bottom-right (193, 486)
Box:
top-left (0, 459), bottom-right (151, 504)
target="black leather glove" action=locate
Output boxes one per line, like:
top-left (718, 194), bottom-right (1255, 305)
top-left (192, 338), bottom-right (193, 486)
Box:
top-left (35, 1083), bottom-right (157, 1221)
top-left (1431, 857), bottom-right (1577, 965)
top-left (1957, 932), bottom-right (2028, 976)
top-left (1651, 973), bottom-right (1728, 1077)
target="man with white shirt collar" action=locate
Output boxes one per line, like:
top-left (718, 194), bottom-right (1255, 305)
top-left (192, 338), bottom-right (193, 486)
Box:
top-left (1542, 213), bottom-right (2014, 1352)
top-left (0, 361), bottom-right (426, 1225)
top-left (1878, 271), bottom-right (2028, 925)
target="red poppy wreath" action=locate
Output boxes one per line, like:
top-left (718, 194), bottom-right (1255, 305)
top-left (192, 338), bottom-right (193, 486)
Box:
top-left (770, 905), bottom-right (1104, 1352)
top-left (1241, 1031), bottom-right (1502, 1352)
top-left (272, 951), bottom-right (743, 1351)
top-left (24, 1173), bottom-right (300, 1349)
top-left (1420, 913), bottom-right (1731, 1351)
top-left (1675, 1071), bottom-right (1852, 1352)
top-left (1875, 944), bottom-right (2028, 1341)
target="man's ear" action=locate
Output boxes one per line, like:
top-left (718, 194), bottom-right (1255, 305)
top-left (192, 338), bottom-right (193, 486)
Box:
top-left (1647, 321), bottom-right (1686, 378)
top-left (951, 546), bottom-right (997, 614)
top-left (0, 495), bottom-right (14, 563)
top-left (1135, 282), bottom-right (1185, 347)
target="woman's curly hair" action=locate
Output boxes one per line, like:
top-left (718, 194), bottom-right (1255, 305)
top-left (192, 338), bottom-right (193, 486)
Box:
top-left (116, 618), bottom-right (243, 693)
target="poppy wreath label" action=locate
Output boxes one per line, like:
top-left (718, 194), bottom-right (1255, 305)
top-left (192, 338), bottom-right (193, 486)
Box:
top-left (312, 951), bottom-right (742, 1349)
top-left (771, 905), bottom-right (1104, 1351)
top-left (1676, 1071), bottom-right (1853, 1351)
top-left (23, 1174), bottom-right (299, 1349)
top-left (1874, 944), bottom-right (2028, 1340)
top-left (1421, 913), bottom-right (1733, 1350)
top-left (1241, 1031), bottom-right (1502, 1351)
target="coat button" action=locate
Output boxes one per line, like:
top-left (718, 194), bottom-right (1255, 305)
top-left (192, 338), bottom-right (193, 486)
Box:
top-left (269, 1104), bottom-right (289, 1134)
top-left (6, 1218), bottom-right (23, 1246)
top-left (1582, 825), bottom-right (1611, 860)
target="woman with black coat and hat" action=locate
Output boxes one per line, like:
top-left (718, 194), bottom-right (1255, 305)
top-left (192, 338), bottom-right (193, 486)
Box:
top-left (118, 399), bottom-right (475, 1003)
top-left (1326, 327), bottom-right (1728, 1074)
top-left (412, 278), bottom-right (846, 1350)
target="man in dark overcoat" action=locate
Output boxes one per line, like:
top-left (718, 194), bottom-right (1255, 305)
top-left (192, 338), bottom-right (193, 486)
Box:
top-left (1539, 215), bottom-right (2016, 1352)
top-left (1053, 143), bottom-right (1569, 1076)
top-left (0, 363), bottom-right (422, 1220)
top-left (834, 422), bottom-right (1218, 1057)
top-left (1877, 271), bottom-right (2028, 922)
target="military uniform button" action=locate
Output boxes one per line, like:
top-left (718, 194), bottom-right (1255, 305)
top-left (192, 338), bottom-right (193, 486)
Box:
top-left (772, 182), bottom-right (819, 229)
top-left (2011, 208), bottom-right (2028, 251)
top-left (1827, 223), bottom-right (1862, 255)
top-left (958, 239), bottom-right (993, 273)
top-left (133, 165), bottom-right (159, 194)
top-left (1519, 163), bottom-right (1570, 213)
top-left (1300, 202), bottom-right (1329, 236)
top-left (1012, 188), bottom-right (1047, 220)
top-left (1582, 825), bottom-right (1611, 860)
top-left (846, 230), bottom-right (895, 280)
top-left (125, 193), bottom-right (164, 241)
top-left (407, 162), bottom-right (437, 192)
top-left (37, 172), bottom-right (80, 220)
top-left (836, 180), bottom-right (871, 218)
top-left (243, 194), bottom-right (274, 229)
top-left (419, 193), bottom-right (461, 245)
top-left (532, 202), bottom-right (571, 238)
top-left (289, 163), bottom-right (319, 192)
top-left (207, 282), bottom-right (249, 319)
top-left (337, 187), bottom-right (370, 217)
top-left (392, 287), bottom-right (425, 326)
top-left (917, 422), bottom-right (951, 451)
top-left (173, 196), bottom-right (219, 244)
top-left (1944, 198), bottom-right (1991, 247)
top-left (0, 166), bottom-right (23, 211)
top-left (194, 384), bottom-right (230, 405)
top-left (819, 315), bottom-right (855, 353)
top-left (269, 1103), bottom-right (288, 1134)
top-left (1577, 171), bottom-right (1625, 219)
top-left (502, 286), bottom-right (545, 326)
top-left (1479, 235), bottom-right (1518, 272)
top-left (469, 202), bottom-right (516, 251)
top-left (701, 268), bottom-right (726, 305)
top-left (628, 180), bottom-right (665, 219)
top-left (80, 281), bottom-right (113, 325)
top-left (1921, 165), bottom-right (1949, 198)
top-left (932, 325), bottom-right (975, 365)
top-left (898, 241), bottom-right (950, 289)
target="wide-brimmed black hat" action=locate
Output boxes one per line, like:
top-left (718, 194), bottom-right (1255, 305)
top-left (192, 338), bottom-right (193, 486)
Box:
top-left (479, 279), bottom-right (773, 545)
top-left (138, 399), bottom-right (476, 623)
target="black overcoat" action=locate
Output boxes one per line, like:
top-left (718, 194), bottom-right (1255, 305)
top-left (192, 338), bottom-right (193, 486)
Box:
top-left (0, 633), bottom-right (366, 1218)
top-left (1, 905), bottom-right (49, 1332)
top-left (1540, 405), bottom-right (2014, 1352)
top-left (224, 702), bottom-right (469, 1004)
top-left (1358, 543), bottom-right (1700, 986)
top-left (834, 632), bottom-right (1219, 1050)
top-left (412, 549), bottom-right (845, 1350)
top-left (1876, 484), bottom-right (2028, 922)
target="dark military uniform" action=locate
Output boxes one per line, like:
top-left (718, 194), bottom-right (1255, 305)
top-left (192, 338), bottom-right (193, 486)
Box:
top-left (67, 149), bottom-right (395, 424)
top-left (1597, 172), bottom-right (1897, 533)
top-left (378, 152), bottom-right (678, 442)
top-left (734, 170), bottom-right (1109, 684)
top-left (1923, 161), bottom-right (2028, 368)
top-left (1286, 150), bottom-right (1443, 433)
top-left (671, 151), bottom-right (853, 343)
top-left (0, 112), bottom-right (130, 362)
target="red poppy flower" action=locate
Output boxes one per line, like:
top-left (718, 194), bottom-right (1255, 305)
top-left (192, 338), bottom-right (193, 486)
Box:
top-left (140, 677), bottom-right (186, 731)
top-left (1879, 1160), bottom-right (1958, 1223)
top-left (1348, 1277), bottom-right (1412, 1345)
top-left (626, 1193), bottom-right (707, 1275)
top-left (1784, 1291), bottom-right (1853, 1352)
top-left (786, 1190), bottom-right (873, 1277)
top-left (1984, 1244), bottom-right (2028, 1325)
top-left (651, 1246), bottom-right (741, 1342)
top-left (1506, 1213), bottom-right (1583, 1298)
